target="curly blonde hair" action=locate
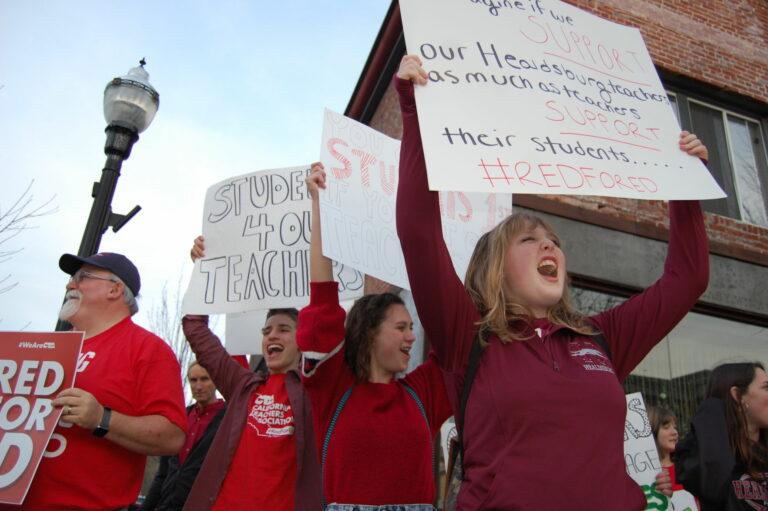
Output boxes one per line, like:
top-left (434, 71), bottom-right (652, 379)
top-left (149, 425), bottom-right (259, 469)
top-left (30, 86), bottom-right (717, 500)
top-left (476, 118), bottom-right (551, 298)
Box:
top-left (464, 212), bottom-right (595, 343)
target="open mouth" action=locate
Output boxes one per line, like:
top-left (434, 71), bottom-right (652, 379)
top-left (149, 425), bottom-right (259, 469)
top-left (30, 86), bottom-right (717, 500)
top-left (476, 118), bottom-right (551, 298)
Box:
top-left (400, 345), bottom-right (412, 357)
top-left (266, 344), bottom-right (285, 356)
top-left (537, 259), bottom-right (558, 278)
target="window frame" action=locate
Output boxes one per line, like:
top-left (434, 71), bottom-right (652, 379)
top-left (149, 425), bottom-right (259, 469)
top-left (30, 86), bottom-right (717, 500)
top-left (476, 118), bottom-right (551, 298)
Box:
top-left (666, 87), bottom-right (768, 227)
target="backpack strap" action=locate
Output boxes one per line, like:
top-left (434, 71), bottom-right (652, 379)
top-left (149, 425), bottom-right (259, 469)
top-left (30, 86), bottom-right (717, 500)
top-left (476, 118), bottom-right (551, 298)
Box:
top-left (402, 383), bottom-right (430, 429)
top-left (456, 327), bottom-right (489, 468)
top-left (402, 383), bottom-right (435, 470)
top-left (321, 385), bottom-right (355, 508)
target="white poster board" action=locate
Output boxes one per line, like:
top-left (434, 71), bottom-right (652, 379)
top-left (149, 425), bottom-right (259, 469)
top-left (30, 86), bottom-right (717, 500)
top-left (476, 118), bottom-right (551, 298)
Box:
top-left (624, 393), bottom-right (697, 509)
top-left (319, 109), bottom-right (512, 289)
top-left (182, 165), bottom-right (364, 315)
top-left (399, 0), bottom-right (725, 200)
top-left (224, 310), bottom-right (268, 356)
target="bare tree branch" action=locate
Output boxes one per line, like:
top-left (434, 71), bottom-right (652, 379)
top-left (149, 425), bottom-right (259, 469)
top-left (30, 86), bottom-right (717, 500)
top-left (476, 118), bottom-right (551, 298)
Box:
top-left (0, 180), bottom-right (58, 294)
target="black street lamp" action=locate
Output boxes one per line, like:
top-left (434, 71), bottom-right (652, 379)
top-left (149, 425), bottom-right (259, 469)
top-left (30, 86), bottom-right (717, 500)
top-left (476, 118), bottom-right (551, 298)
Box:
top-left (55, 60), bottom-right (159, 330)
top-left (79, 59), bottom-right (159, 256)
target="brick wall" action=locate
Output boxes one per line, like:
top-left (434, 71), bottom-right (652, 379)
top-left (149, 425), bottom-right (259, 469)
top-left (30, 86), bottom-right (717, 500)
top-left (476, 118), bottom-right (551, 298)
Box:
top-left (368, 0), bottom-right (768, 263)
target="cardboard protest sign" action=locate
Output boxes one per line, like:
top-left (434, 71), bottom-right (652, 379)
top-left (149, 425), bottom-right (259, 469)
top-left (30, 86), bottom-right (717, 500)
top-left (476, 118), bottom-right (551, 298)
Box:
top-left (440, 417), bottom-right (457, 470)
top-left (399, 0), bottom-right (725, 200)
top-left (225, 310), bottom-right (267, 356)
top-left (182, 165), bottom-right (364, 315)
top-left (670, 490), bottom-right (697, 511)
top-left (320, 109), bottom-right (512, 289)
top-left (0, 331), bottom-right (83, 505)
top-left (624, 392), bottom-right (697, 510)
top-left (624, 393), bottom-right (660, 487)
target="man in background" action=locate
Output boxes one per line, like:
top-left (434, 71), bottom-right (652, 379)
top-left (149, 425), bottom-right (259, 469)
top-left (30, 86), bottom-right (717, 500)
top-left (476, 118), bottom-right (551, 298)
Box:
top-left (142, 362), bottom-right (226, 511)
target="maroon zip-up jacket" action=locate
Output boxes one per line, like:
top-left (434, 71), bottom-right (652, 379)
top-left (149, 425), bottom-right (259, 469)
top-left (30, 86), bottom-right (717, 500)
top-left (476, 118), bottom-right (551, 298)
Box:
top-left (394, 76), bottom-right (709, 510)
top-left (180, 315), bottom-right (322, 511)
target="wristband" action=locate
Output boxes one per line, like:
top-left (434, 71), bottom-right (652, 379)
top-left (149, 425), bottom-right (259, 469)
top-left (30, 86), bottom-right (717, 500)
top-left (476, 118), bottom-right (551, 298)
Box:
top-left (92, 406), bottom-right (112, 437)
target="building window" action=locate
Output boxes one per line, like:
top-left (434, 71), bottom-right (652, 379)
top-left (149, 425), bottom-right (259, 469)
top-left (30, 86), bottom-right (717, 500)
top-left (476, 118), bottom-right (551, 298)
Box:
top-left (573, 287), bottom-right (768, 434)
top-left (668, 92), bottom-right (768, 227)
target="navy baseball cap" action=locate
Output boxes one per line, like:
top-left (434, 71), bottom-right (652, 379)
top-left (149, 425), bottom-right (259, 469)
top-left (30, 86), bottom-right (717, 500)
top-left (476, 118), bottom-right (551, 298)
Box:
top-left (59, 252), bottom-right (141, 296)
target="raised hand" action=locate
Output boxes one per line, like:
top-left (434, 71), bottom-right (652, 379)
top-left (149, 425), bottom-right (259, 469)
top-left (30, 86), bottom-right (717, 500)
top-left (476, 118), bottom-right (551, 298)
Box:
top-left (679, 131), bottom-right (708, 162)
top-left (306, 162), bottom-right (327, 202)
top-left (397, 54), bottom-right (428, 85)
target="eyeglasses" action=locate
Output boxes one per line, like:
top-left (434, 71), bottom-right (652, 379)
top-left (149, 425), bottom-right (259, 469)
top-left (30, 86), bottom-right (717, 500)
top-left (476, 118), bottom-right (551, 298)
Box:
top-left (70, 270), bottom-right (119, 285)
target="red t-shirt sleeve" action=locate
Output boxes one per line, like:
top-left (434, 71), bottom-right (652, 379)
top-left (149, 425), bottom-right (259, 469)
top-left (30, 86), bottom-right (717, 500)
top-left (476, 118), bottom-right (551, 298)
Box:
top-left (134, 333), bottom-right (188, 433)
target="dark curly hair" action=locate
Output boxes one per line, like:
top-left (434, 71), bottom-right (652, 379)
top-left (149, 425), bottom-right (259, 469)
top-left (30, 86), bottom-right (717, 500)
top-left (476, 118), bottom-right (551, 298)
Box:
top-left (344, 293), bottom-right (405, 382)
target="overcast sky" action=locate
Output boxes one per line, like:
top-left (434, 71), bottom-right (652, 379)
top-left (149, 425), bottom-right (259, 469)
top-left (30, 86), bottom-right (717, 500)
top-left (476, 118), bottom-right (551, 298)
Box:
top-left (0, 1), bottom-right (391, 334)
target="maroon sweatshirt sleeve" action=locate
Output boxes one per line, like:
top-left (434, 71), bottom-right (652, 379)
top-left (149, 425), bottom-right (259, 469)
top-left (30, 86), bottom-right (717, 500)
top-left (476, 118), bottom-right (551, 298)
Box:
top-left (181, 314), bottom-right (255, 400)
top-left (394, 76), bottom-right (481, 392)
top-left (591, 200), bottom-right (709, 381)
top-left (296, 281), bottom-right (355, 429)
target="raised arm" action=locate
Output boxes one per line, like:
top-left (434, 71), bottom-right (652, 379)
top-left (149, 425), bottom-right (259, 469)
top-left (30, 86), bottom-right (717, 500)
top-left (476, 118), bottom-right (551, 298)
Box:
top-left (592, 132), bottom-right (710, 380)
top-left (395, 55), bottom-right (480, 379)
top-left (308, 162), bottom-right (333, 283)
top-left (181, 314), bottom-right (254, 400)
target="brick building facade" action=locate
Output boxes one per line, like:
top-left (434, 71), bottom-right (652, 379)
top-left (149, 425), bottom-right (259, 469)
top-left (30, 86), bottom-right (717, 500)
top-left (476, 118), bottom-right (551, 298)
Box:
top-left (345, 0), bottom-right (767, 427)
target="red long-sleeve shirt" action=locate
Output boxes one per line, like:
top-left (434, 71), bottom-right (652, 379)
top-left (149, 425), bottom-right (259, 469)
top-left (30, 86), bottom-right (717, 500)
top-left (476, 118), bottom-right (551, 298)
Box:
top-left (394, 75), bottom-right (709, 510)
top-left (297, 281), bottom-right (452, 506)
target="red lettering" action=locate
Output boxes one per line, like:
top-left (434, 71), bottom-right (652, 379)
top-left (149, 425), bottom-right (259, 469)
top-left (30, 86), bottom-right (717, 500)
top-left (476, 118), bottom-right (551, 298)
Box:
top-left (597, 44), bottom-right (614, 69)
top-left (628, 176), bottom-right (644, 192)
top-left (520, 16), bottom-right (548, 44)
top-left (612, 48), bottom-right (633, 73)
top-left (545, 100), bottom-right (565, 122)
top-left (614, 119), bottom-right (630, 136)
top-left (646, 127), bottom-right (661, 140)
top-left (580, 167), bottom-right (596, 187)
top-left (628, 122), bottom-right (651, 140)
top-left (351, 149), bottom-right (376, 187)
top-left (328, 138), bottom-right (352, 179)
top-left (379, 161), bottom-right (396, 195)
top-left (556, 164), bottom-right (585, 189)
top-left (538, 164), bottom-right (561, 188)
top-left (639, 177), bottom-right (658, 193)
top-left (613, 174), bottom-right (634, 191)
top-left (457, 192), bottom-right (473, 222)
top-left (514, 161), bottom-right (542, 186)
top-left (599, 172), bottom-right (615, 189)
top-left (581, 35), bottom-right (596, 64)
top-left (597, 113), bottom-right (610, 132)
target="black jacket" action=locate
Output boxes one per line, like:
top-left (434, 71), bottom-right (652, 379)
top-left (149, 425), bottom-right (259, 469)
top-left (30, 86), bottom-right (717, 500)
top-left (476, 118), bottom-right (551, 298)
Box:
top-left (140, 404), bottom-right (226, 511)
top-left (676, 397), bottom-right (768, 510)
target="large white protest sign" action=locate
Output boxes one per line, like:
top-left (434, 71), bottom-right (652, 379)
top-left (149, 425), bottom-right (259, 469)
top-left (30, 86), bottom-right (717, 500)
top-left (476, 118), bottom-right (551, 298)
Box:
top-left (320, 109), bottom-right (512, 289)
top-left (400, 0), bottom-right (725, 200)
top-left (182, 165), bottom-right (364, 315)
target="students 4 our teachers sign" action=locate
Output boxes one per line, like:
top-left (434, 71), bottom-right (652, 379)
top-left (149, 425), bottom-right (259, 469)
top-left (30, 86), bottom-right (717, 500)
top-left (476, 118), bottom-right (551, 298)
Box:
top-left (399, 0), bottom-right (725, 200)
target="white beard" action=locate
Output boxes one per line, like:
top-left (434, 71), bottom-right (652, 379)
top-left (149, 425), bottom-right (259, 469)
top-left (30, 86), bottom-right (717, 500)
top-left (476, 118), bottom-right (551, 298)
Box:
top-left (58, 290), bottom-right (82, 321)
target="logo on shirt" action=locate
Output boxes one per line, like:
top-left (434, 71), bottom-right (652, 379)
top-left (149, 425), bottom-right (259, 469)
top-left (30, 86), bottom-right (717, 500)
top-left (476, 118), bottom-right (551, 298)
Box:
top-left (568, 339), bottom-right (614, 374)
top-left (248, 393), bottom-right (294, 437)
top-left (76, 351), bottom-right (96, 372)
top-left (732, 473), bottom-right (768, 510)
